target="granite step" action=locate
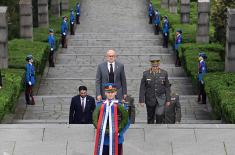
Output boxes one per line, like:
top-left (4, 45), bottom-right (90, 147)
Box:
top-left (37, 77), bottom-right (195, 96)
top-left (55, 53), bottom-right (175, 65)
top-left (61, 46), bottom-right (170, 54)
top-left (68, 39), bottom-right (162, 46)
top-left (43, 65), bottom-right (186, 78)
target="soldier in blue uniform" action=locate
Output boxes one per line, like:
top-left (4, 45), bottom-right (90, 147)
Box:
top-left (174, 29), bottom-right (182, 67)
top-left (48, 29), bottom-right (56, 67)
top-left (25, 55), bottom-right (36, 105)
top-left (76, 2), bottom-right (80, 24)
top-left (153, 10), bottom-right (161, 35)
top-left (148, 2), bottom-right (153, 24)
top-left (70, 9), bottom-right (75, 35)
top-left (162, 16), bottom-right (170, 48)
top-left (197, 52), bottom-right (207, 104)
top-left (61, 16), bottom-right (68, 48)
top-left (94, 83), bottom-right (130, 155)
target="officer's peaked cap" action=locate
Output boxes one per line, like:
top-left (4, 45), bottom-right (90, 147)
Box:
top-left (25, 55), bottom-right (33, 61)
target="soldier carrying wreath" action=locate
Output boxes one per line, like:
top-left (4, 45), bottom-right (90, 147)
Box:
top-left (93, 83), bottom-right (130, 155)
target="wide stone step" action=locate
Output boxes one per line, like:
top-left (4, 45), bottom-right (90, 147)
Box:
top-left (1, 124), bottom-right (234, 155)
top-left (44, 65), bottom-right (186, 78)
top-left (62, 46), bottom-right (170, 54)
top-left (71, 33), bottom-right (161, 39)
top-left (68, 39), bottom-right (162, 46)
top-left (56, 53), bottom-right (175, 65)
top-left (37, 77), bottom-right (194, 96)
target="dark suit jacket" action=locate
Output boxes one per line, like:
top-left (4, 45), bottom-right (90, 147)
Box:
top-left (164, 94), bottom-right (181, 123)
top-left (96, 61), bottom-right (127, 100)
top-left (69, 95), bottom-right (96, 124)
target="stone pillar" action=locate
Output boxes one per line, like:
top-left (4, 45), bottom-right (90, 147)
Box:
top-left (180, 0), bottom-right (190, 23)
top-left (196, 0), bottom-right (210, 43)
top-left (0, 7), bottom-right (8, 69)
top-left (225, 9), bottom-right (235, 72)
top-left (169, 0), bottom-right (178, 13)
top-left (38, 0), bottom-right (49, 27)
top-left (61, 0), bottom-right (69, 12)
top-left (161, 0), bottom-right (169, 9)
top-left (51, 0), bottom-right (60, 17)
top-left (19, 0), bottom-right (33, 40)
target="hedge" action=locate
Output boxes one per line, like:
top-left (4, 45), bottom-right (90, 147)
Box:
top-left (0, 69), bottom-right (24, 120)
top-left (178, 43), bottom-right (224, 88)
top-left (8, 39), bottom-right (49, 74)
top-left (204, 73), bottom-right (235, 123)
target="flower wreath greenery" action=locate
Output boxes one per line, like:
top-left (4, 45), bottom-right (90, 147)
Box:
top-left (93, 103), bottom-right (129, 134)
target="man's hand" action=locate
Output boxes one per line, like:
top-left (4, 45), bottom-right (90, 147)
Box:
top-left (50, 48), bottom-right (54, 51)
top-left (28, 81), bottom-right (32, 86)
top-left (123, 94), bottom-right (127, 100)
top-left (97, 95), bottom-right (102, 101)
top-left (165, 101), bottom-right (171, 107)
top-left (139, 102), bottom-right (145, 107)
top-left (63, 32), bottom-right (66, 36)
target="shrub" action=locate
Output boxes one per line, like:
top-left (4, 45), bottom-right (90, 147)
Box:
top-left (204, 73), bottom-right (235, 122)
top-left (0, 69), bottom-right (24, 120)
top-left (8, 39), bottom-right (49, 74)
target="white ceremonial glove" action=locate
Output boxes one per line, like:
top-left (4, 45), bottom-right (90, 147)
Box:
top-left (63, 32), bottom-right (66, 35)
top-left (71, 22), bottom-right (74, 24)
top-left (77, 13), bottom-right (79, 15)
top-left (165, 33), bottom-right (167, 36)
top-left (50, 48), bottom-right (53, 51)
top-left (28, 81), bottom-right (32, 86)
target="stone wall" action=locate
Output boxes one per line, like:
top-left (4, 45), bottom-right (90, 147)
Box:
top-left (180, 0), bottom-right (190, 23)
top-left (169, 0), bottom-right (178, 13)
top-left (51, 0), bottom-right (60, 17)
top-left (161, 0), bottom-right (169, 9)
top-left (38, 0), bottom-right (49, 27)
top-left (0, 6), bottom-right (8, 69)
top-left (19, 0), bottom-right (33, 40)
top-left (225, 9), bottom-right (235, 72)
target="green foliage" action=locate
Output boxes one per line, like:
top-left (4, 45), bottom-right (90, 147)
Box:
top-left (178, 43), bottom-right (224, 88)
top-left (204, 73), bottom-right (235, 123)
top-left (0, 69), bottom-right (24, 120)
top-left (211, 0), bottom-right (235, 44)
top-left (8, 39), bottom-right (49, 74)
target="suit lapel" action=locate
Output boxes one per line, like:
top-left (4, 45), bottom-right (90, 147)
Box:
top-left (104, 62), bottom-right (109, 80)
top-left (114, 62), bottom-right (119, 82)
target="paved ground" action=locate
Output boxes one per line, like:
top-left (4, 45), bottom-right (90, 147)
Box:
top-left (0, 124), bottom-right (235, 155)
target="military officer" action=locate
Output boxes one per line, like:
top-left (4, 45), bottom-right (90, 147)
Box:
top-left (61, 16), bottom-right (68, 48)
top-left (153, 9), bottom-right (161, 35)
top-left (174, 29), bottom-right (182, 67)
top-left (48, 28), bottom-right (56, 67)
top-left (70, 9), bottom-right (75, 35)
top-left (164, 92), bottom-right (181, 124)
top-left (139, 57), bottom-right (171, 124)
top-left (148, 2), bottom-right (153, 24)
top-left (162, 16), bottom-right (170, 48)
top-left (76, 2), bottom-right (80, 24)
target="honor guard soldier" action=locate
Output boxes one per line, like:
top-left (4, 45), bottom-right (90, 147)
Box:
top-left (94, 83), bottom-right (130, 155)
top-left (148, 2), bottom-right (153, 24)
top-left (153, 10), bottom-right (161, 35)
top-left (48, 29), bottom-right (56, 67)
top-left (162, 16), bottom-right (170, 48)
top-left (174, 29), bottom-right (182, 67)
top-left (70, 9), bottom-right (75, 35)
top-left (76, 2), bottom-right (80, 24)
top-left (61, 16), bottom-right (68, 48)
top-left (25, 55), bottom-right (36, 105)
top-left (139, 57), bottom-right (171, 124)
top-left (164, 91), bottom-right (181, 124)
top-left (197, 52), bottom-right (207, 104)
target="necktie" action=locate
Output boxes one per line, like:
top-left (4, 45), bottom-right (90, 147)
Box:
top-left (81, 98), bottom-right (85, 112)
top-left (110, 64), bottom-right (114, 74)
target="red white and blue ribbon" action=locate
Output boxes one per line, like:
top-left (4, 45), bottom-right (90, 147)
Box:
top-left (94, 100), bottom-right (119, 155)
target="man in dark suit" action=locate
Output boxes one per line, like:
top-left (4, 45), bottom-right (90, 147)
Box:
top-left (69, 86), bottom-right (96, 124)
top-left (96, 49), bottom-right (127, 101)
top-left (139, 57), bottom-right (171, 124)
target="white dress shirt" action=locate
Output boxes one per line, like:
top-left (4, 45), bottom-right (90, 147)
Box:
top-left (107, 62), bottom-right (115, 72)
top-left (80, 96), bottom-right (86, 110)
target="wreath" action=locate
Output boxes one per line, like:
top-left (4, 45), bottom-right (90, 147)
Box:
top-left (93, 103), bottom-right (129, 134)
